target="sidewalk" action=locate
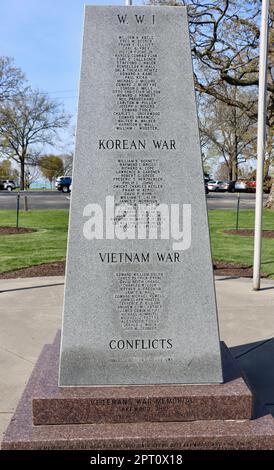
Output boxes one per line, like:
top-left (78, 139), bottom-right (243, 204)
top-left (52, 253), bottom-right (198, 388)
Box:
top-left (1, 275), bottom-right (274, 438)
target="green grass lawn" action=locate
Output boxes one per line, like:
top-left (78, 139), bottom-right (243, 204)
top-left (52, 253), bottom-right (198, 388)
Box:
top-left (0, 210), bottom-right (68, 273)
top-left (0, 209), bottom-right (274, 277)
top-left (209, 210), bottom-right (274, 278)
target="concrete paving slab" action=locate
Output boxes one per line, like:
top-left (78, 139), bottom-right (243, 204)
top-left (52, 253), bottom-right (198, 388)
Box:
top-left (0, 349), bottom-right (33, 412)
top-left (215, 276), bottom-right (274, 347)
top-left (0, 278), bottom-right (63, 363)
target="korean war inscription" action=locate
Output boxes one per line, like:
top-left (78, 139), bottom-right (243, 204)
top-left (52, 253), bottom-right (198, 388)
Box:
top-left (59, 5), bottom-right (223, 385)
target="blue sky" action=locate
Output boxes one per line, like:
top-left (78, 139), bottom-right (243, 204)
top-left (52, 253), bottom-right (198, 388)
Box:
top-left (0, 1), bottom-right (143, 122)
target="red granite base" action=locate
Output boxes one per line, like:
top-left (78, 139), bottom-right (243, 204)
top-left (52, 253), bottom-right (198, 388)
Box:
top-left (2, 333), bottom-right (274, 450)
top-left (32, 332), bottom-right (252, 425)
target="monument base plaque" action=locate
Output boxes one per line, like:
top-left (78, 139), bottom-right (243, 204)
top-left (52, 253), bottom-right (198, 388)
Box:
top-left (2, 332), bottom-right (274, 450)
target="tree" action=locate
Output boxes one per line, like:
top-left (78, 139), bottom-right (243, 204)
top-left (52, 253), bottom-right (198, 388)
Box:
top-left (39, 155), bottom-right (64, 188)
top-left (265, 182), bottom-right (274, 208)
top-left (186, 0), bottom-right (272, 129)
top-left (0, 159), bottom-right (19, 180)
top-left (0, 57), bottom-right (26, 103)
top-left (149, 0), bottom-right (274, 204)
top-left (215, 162), bottom-right (255, 180)
top-left (149, 2), bottom-right (273, 143)
top-left (0, 89), bottom-right (70, 189)
top-left (215, 162), bottom-right (230, 180)
top-left (61, 153), bottom-right (73, 176)
top-left (199, 88), bottom-right (257, 180)
top-left (24, 165), bottom-right (40, 190)
top-left (202, 157), bottom-right (213, 178)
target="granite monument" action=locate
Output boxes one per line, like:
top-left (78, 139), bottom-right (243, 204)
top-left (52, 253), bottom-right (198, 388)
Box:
top-left (59, 5), bottom-right (223, 386)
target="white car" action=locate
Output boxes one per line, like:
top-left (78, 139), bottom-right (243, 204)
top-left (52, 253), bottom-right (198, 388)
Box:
top-left (218, 181), bottom-right (230, 191)
top-left (207, 180), bottom-right (224, 192)
top-left (0, 180), bottom-right (17, 191)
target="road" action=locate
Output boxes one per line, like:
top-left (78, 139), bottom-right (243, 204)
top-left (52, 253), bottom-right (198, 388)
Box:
top-left (0, 191), bottom-right (70, 210)
top-left (0, 190), bottom-right (268, 210)
top-left (207, 192), bottom-right (268, 210)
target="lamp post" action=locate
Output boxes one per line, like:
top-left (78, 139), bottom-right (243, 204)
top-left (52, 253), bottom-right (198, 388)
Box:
top-left (253, 0), bottom-right (269, 291)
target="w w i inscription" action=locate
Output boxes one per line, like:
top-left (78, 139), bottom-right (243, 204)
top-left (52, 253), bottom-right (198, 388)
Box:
top-left (59, 6), bottom-right (223, 386)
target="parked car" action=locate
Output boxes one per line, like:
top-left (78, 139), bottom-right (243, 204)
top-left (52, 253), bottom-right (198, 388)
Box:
top-left (207, 180), bottom-right (225, 191)
top-left (234, 180), bottom-right (248, 191)
top-left (241, 179), bottom-right (271, 194)
top-left (56, 176), bottom-right (72, 193)
top-left (0, 179), bottom-right (17, 191)
top-left (246, 180), bottom-right (256, 193)
top-left (226, 178), bottom-right (271, 194)
top-left (217, 181), bottom-right (230, 192)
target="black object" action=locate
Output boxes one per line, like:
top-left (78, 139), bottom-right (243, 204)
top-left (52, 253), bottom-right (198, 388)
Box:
top-left (16, 193), bottom-right (20, 229)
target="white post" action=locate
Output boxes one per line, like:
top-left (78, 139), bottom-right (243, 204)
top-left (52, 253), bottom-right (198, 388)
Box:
top-left (253, 0), bottom-right (269, 291)
top-left (125, 0), bottom-right (133, 5)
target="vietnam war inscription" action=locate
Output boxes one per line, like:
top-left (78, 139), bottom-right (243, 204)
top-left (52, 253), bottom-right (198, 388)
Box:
top-left (59, 6), bottom-right (223, 386)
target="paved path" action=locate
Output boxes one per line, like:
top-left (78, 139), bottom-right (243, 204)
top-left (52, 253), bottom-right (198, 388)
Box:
top-left (0, 190), bottom-right (268, 210)
top-left (1, 275), bottom-right (274, 439)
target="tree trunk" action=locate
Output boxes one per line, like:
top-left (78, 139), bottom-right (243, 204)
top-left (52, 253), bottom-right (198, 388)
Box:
top-left (265, 181), bottom-right (274, 209)
top-left (227, 159), bottom-right (234, 181)
top-left (265, 125), bottom-right (274, 177)
top-left (20, 159), bottom-right (25, 190)
top-left (264, 157), bottom-right (271, 178)
top-left (230, 151), bottom-right (238, 180)
top-left (231, 160), bottom-right (237, 181)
